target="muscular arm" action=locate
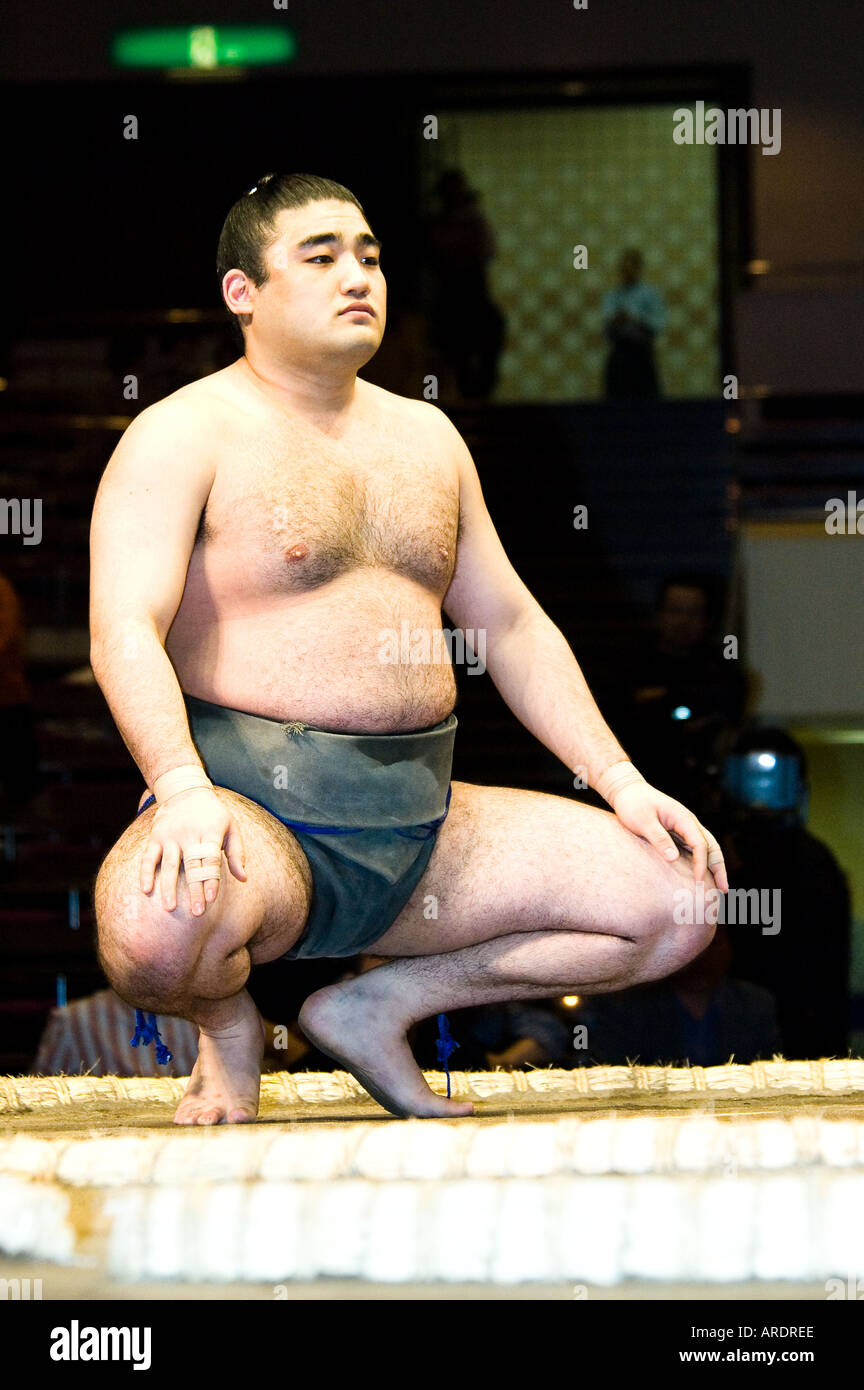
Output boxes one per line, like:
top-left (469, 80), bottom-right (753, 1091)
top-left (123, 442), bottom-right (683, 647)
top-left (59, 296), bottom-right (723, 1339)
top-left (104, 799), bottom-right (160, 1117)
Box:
top-left (437, 404), bottom-right (727, 885)
top-left (438, 411), bottom-right (630, 792)
top-left (89, 402), bottom-right (215, 787)
top-left (482, 607), bottom-right (632, 791)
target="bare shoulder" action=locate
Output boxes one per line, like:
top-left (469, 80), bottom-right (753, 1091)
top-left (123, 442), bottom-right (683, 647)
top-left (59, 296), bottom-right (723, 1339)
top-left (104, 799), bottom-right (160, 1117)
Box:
top-left (358, 378), bottom-right (467, 461)
top-left (127, 366), bottom-right (238, 435)
top-left (109, 368), bottom-right (241, 468)
top-left (97, 376), bottom-right (238, 506)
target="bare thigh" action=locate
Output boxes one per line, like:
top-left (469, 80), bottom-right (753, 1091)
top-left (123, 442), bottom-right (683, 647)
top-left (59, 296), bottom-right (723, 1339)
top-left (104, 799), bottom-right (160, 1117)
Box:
top-left (95, 787), bottom-right (313, 997)
top-left (370, 780), bottom-right (715, 958)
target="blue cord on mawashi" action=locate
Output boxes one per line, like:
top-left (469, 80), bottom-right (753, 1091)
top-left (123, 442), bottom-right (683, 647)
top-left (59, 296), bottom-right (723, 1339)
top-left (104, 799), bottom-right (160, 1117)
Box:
top-left (130, 1009), bottom-right (173, 1065)
top-left (129, 795), bottom-right (173, 1066)
top-left (435, 1013), bottom-right (459, 1098)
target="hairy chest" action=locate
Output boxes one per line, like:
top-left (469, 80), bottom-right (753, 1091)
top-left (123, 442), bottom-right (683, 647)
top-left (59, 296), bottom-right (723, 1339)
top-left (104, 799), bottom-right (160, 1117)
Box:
top-left (199, 425), bottom-right (460, 596)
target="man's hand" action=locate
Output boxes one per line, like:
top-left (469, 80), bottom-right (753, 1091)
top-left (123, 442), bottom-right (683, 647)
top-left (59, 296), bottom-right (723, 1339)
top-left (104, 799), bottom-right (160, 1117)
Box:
top-left (139, 787), bottom-right (247, 915)
top-left (610, 782), bottom-right (729, 893)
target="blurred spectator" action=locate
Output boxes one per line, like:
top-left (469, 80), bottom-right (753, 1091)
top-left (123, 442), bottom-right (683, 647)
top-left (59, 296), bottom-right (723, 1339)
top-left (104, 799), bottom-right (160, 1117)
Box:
top-left (412, 999), bottom-right (573, 1071)
top-left (32, 985), bottom-right (316, 1077)
top-left (608, 573), bottom-right (749, 816)
top-left (0, 570), bottom-right (39, 808)
top-left (716, 725), bottom-right (851, 1059)
top-left (425, 168), bottom-right (506, 401)
top-left (576, 925), bottom-right (782, 1067)
top-left (33, 988), bottom-right (199, 1078)
top-left (603, 248), bottom-right (667, 399)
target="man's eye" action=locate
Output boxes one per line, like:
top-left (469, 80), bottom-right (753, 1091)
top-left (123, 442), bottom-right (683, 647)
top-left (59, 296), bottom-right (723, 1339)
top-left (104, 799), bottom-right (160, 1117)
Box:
top-left (307, 254), bottom-right (379, 266)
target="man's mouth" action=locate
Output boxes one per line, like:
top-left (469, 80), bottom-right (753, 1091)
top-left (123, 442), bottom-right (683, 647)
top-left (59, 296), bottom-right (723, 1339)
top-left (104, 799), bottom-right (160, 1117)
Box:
top-left (339, 304), bottom-right (375, 316)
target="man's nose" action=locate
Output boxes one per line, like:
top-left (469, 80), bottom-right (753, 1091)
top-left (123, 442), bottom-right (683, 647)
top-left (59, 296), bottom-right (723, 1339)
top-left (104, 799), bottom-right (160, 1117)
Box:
top-left (340, 258), bottom-right (371, 292)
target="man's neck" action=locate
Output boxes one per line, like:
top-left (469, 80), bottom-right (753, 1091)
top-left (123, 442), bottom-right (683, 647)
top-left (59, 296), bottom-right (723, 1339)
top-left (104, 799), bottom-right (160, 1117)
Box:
top-left (239, 350), bottom-right (360, 427)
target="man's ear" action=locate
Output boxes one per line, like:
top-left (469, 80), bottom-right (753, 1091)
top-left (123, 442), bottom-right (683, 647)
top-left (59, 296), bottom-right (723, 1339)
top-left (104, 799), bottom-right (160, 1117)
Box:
top-left (222, 269), bottom-right (256, 320)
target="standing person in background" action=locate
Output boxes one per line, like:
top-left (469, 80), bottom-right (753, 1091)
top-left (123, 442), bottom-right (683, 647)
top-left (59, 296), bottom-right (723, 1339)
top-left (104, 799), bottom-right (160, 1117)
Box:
top-left (603, 249), bottom-right (666, 400)
top-left (425, 169), bottom-right (506, 401)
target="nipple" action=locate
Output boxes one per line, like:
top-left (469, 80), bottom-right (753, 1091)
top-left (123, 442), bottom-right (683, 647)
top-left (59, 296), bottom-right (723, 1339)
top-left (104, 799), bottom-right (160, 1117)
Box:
top-left (438, 545), bottom-right (450, 561)
top-left (285, 541), bottom-right (310, 562)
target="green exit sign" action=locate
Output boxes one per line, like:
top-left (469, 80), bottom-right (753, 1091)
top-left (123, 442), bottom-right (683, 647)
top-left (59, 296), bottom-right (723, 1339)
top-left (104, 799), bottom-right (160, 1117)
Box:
top-left (113, 26), bottom-right (297, 70)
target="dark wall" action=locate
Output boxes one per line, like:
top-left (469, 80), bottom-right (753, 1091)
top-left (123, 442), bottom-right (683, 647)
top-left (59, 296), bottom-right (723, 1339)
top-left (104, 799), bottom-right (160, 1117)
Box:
top-left (5, 78), bottom-right (425, 321)
top-left (2, 0), bottom-right (861, 388)
top-left (4, 0), bottom-right (862, 269)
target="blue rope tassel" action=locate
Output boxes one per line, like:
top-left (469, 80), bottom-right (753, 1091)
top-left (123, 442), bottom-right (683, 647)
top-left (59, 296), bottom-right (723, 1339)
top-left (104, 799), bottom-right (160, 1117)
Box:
top-left (129, 795), bottom-right (173, 1066)
top-left (435, 1013), bottom-right (459, 1098)
top-left (130, 1009), bottom-right (173, 1066)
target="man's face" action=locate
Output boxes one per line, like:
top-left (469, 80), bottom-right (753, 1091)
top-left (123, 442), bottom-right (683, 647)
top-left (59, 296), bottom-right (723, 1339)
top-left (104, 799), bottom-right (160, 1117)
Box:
top-left (232, 198), bottom-right (386, 367)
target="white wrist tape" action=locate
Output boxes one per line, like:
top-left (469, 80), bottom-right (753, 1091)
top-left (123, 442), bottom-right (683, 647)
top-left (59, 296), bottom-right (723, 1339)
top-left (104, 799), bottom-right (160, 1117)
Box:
top-left (153, 764), bottom-right (214, 804)
top-left (595, 759), bottom-right (647, 807)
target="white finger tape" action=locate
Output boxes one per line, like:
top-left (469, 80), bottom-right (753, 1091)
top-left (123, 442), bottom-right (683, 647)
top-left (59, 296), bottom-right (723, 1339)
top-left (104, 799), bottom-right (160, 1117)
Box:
top-left (186, 842), bottom-right (224, 860)
top-left (185, 864), bottom-right (223, 884)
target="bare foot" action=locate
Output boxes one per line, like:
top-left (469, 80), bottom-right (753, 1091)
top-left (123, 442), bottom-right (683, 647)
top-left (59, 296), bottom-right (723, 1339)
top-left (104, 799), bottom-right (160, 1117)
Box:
top-left (174, 991), bottom-right (266, 1126)
top-left (298, 976), bottom-right (474, 1119)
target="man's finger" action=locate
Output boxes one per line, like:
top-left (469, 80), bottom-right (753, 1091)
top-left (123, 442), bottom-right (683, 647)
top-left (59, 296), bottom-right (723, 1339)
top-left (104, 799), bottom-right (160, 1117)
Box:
top-left (639, 821), bottom-right (684, 866)
top-left (185, 869), bottom-right (206, 917)
top-left (669, 819), bottom-right (729, 893)
top-left (702, 829), bottom-right (729, 893)
top-left (204, 875), bottom-right (221, 905)
top-left (182, 850), bottom-right (215, 914)
top-left (223, 821), bottom-right (247, 883)
top-left (679, 822), bottom-right (728, 892)
top-left (139, 839), bottom-right (162, 893)
top-left (666, 813), bottom-right (708, 883)
top-left (183, 842), bottom-right (224, 911)
top-left (160, 840), bottom-right (182, 910)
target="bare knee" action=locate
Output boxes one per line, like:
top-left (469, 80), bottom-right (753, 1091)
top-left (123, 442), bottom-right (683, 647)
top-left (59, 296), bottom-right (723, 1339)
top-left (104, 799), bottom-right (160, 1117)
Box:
top-left (93, 820), bottom-right (245, 1012)
top-left (631, 853), bottom-right (721, 981)
top-left (93, 792), bottom-right (307, 1010)
top-left (95, 866), bottom-right (194, 1012)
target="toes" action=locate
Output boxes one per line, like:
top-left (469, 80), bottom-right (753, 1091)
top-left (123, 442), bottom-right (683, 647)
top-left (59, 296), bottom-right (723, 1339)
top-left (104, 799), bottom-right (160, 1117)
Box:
top-left (426, 1100), bottom-right (474, 1119)
top-left (226, 1107), bottom-right (257, 1124)
top-left (173, 1107), bottom-right (199, 1126)
top-left (173, 1102), bottom-right (258, 1125)
top-left (173, 1106), bottom-right (223, 1125)
top-left (196, 1108), bottom-right (224, 1125)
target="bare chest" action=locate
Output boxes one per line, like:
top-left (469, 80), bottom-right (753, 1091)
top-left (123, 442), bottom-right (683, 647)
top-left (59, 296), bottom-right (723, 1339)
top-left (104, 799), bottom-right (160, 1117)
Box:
top-left (198, 421), bottom-right (460, 596)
